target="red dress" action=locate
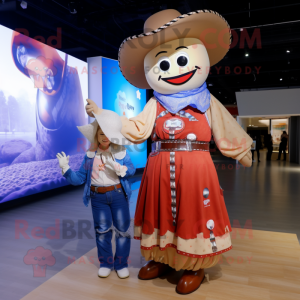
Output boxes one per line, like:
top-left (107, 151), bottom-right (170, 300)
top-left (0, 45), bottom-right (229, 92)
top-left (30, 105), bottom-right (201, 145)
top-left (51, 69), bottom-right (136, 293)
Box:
top-left (134, 101), bottom-right (232, 267)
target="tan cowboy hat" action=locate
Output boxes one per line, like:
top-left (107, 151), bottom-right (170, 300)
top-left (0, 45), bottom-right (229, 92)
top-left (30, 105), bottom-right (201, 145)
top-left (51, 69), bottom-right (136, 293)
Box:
top-left (118, 9), bottom-right (231, 89)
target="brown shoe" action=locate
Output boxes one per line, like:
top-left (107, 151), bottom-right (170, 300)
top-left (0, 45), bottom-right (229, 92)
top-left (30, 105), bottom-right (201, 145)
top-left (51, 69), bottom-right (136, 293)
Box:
top-left (176, 269), bottom-right (205, 295)
top-left (138, 260), bottom-right (172, 280)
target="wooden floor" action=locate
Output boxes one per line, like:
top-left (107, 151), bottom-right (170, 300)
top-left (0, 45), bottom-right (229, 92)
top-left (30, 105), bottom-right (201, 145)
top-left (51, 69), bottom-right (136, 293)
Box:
top-left (21, 229), bottom-right (300, 300)
top-left (2, 152), bottom-right (300, 300)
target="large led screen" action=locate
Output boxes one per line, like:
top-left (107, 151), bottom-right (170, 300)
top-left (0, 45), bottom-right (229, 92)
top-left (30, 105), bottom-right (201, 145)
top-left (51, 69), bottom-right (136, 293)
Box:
top-left (101, 57), bottom-right (147, 169)
top-left (0, 25), bottom-right (88, 203)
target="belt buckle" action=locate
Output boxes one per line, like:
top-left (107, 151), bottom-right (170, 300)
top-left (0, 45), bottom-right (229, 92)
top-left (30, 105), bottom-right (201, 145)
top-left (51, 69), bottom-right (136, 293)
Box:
top-left (95, 186), bottom-right (98, 193)
top-left (186, 140), bottom-right (192, 151)
top-left (114, 184), bottom-right (121, 193)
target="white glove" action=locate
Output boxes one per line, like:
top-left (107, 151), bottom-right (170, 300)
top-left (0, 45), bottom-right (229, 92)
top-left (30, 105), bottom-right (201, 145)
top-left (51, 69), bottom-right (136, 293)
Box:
top-left (56, 152), bottom-right (70, 174)
top-left (102, 155), bottom-right (128, 177)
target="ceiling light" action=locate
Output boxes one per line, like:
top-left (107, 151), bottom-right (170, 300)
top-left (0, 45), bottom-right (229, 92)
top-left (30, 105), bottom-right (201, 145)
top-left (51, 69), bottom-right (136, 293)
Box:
top-left (219, 92), bottom-right (221, 94)
top-left (280, 78), bottom-right (282, 81)
top-left (209, 83), bottom-right (213, 86)
top-left (286, 50), bottom-right (290, 53)
top-left (68, 1), bottom-right (77, 14)
top-left (20, 1), bottom-right (27, 9)
top-left (240, 28), bottom-right (243, 31)
top-left (245, 53), bottom-right (249, 57)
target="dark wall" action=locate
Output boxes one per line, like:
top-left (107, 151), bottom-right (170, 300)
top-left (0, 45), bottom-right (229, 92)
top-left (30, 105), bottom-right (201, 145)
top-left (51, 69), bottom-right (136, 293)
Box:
top-left (289, 116), bottom-right (300, 164)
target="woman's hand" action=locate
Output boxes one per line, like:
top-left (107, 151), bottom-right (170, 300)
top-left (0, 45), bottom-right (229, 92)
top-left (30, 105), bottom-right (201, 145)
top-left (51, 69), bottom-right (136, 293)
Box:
top-left (85, 99), bottom-right (101, 117)
top-left (56, 152), bottom-right (70, 174)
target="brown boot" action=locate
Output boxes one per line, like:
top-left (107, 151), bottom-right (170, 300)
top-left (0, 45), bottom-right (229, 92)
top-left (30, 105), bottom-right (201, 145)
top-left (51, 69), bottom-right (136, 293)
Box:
top-left (138, 260), bottom-right (172, 280)
top-left (176, 269), bottom-right (205, 295)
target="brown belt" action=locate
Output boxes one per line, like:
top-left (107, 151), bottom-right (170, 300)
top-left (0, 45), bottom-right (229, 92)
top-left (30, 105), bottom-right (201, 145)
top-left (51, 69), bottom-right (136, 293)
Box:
top-left (151, 140), bottom-right (210, 152)
top-left (91, 184), bottom-right (122, 193)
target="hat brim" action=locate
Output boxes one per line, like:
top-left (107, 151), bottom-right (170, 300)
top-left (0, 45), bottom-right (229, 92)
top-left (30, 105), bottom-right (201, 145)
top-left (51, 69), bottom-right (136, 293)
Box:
top-left (77, 113), bottom-right (135, 146)
top-left (118, 10), bottom-right (231, 89)
top-left (77, 120), bottom-right (98, 144)
top-left (92, 111), bottom-right (135, 146)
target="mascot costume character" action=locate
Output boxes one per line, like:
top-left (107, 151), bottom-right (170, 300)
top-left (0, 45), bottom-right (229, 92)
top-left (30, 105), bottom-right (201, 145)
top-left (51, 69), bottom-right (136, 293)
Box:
top-left (86, 9), bottom-right (253, 295)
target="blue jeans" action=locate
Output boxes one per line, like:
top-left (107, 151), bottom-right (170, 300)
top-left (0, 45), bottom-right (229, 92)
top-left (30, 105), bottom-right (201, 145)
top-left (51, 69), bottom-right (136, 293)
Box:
top-left (90, 185), bottom-right (131, 271)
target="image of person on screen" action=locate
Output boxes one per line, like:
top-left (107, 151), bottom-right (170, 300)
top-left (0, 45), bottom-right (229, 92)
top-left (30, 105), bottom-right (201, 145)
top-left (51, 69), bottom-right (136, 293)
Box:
top-left (85, 9), bottom-right (253, 295)
top-left (57, 110), bottom-right (135, 279)
top-left (11, 31), bottom-right (86, 161)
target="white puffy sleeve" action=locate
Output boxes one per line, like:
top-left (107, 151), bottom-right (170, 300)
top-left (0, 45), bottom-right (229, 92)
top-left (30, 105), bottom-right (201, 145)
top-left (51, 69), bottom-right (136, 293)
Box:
top-left (207, 94), bottom-right (253, 167)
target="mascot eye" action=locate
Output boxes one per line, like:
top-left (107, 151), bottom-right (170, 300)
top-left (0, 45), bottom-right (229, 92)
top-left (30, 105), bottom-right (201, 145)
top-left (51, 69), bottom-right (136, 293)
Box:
top-left (176, 53), bottom-right (189, 67)
top-left (158, 57), bottom-right (171, 72)
top-left (159, 60), bottom-right (170, 71)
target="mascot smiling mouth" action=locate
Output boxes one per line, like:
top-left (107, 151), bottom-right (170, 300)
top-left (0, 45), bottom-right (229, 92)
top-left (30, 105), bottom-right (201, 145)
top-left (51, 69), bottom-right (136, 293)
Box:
top-left (160, 69), bottom-right (197, 85)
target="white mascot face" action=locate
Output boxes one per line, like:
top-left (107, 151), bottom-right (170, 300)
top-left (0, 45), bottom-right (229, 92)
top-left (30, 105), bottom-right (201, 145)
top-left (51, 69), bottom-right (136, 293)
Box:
top-left (144, 38), bottom-right (210, 94)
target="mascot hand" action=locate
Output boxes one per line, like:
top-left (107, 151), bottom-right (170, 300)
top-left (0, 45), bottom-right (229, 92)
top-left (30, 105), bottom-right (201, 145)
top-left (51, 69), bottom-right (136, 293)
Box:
top-left (86, 98), bottom-right (101, 117)
top-left (56, 152), bottom-right (70, 173)
top-left (239, 151), bottom-right (252, 167)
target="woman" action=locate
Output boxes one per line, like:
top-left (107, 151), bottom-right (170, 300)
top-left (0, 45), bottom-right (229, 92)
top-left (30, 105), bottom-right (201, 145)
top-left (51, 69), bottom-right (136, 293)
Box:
top-left (56, 116), bottom-right (135, 279)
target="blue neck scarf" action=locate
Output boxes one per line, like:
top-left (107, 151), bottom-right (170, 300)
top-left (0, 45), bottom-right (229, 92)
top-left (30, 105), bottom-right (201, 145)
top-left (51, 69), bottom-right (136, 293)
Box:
top-left (153, 82), bottom-right (211, 114)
